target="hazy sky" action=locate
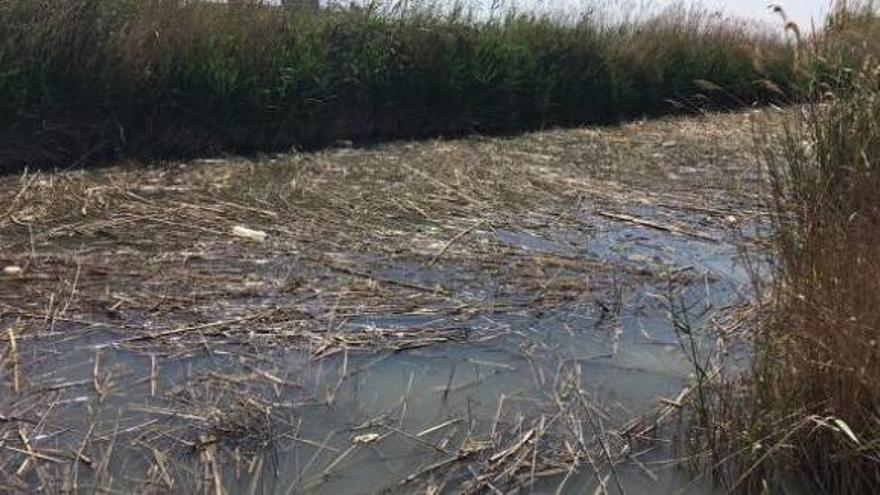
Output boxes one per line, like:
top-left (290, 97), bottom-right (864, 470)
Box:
top-left (657, 0), bottom-right (832, 27)
top-left (325, 1), bottom-right (837, 31)
top-left (520, 1), bottom-right (835, 29)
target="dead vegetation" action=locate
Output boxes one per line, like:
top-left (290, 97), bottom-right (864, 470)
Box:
top-left (0, 110), bottom-right (776, 493)
top-left (657, 5), bottom-right (880, 494)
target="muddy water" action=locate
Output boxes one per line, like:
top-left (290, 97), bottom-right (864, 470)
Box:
top-left (3, 207), bottom-right (757, 494)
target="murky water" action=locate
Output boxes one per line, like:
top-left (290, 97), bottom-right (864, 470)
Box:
top-left (2, 206), bottom-right (758, 494)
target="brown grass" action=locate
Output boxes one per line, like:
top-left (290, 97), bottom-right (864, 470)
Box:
top-left (682, 4), bottom-right (880, 493)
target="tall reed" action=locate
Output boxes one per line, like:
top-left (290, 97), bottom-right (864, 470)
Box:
top-left (0, 0), bottom-right (793, 170)
top-left (684, 4), bottom-right (880, 493)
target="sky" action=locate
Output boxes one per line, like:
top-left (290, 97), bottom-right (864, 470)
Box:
top-left (519, 0), bottom-right (835, 30)
top-left (643, 0), bottom-right (832, 28)
top-left (308, 0), bottom-right (837, 31)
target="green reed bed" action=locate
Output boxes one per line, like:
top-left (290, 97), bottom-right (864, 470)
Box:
top-left (0, 0), bottom-right (793, 170)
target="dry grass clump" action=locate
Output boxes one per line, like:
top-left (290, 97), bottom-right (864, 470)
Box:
top-left (0, 0), bottom-right (792, 170)
top-left (684, 4), bottom-right (880, 493)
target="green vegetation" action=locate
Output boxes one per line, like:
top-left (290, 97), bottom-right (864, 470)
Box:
top-left (684, 4), bottom-right (880, 493)
top-left (0, 0), bottom-right (793, 170)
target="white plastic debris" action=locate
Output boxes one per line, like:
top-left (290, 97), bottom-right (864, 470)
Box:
top-left (352, 433), bottom-right (381, 445)
top-left (3, 266), bottom-right (22, 276)
top-left (833, 417), bottom-right (861, 445)
top-left (231, 225), bottom-right (268, 243)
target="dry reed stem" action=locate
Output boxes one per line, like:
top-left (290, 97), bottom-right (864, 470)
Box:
top-left (6, 326), bottom-right (19, 395)
top-left (0, 110), bottom-right (776, 492)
